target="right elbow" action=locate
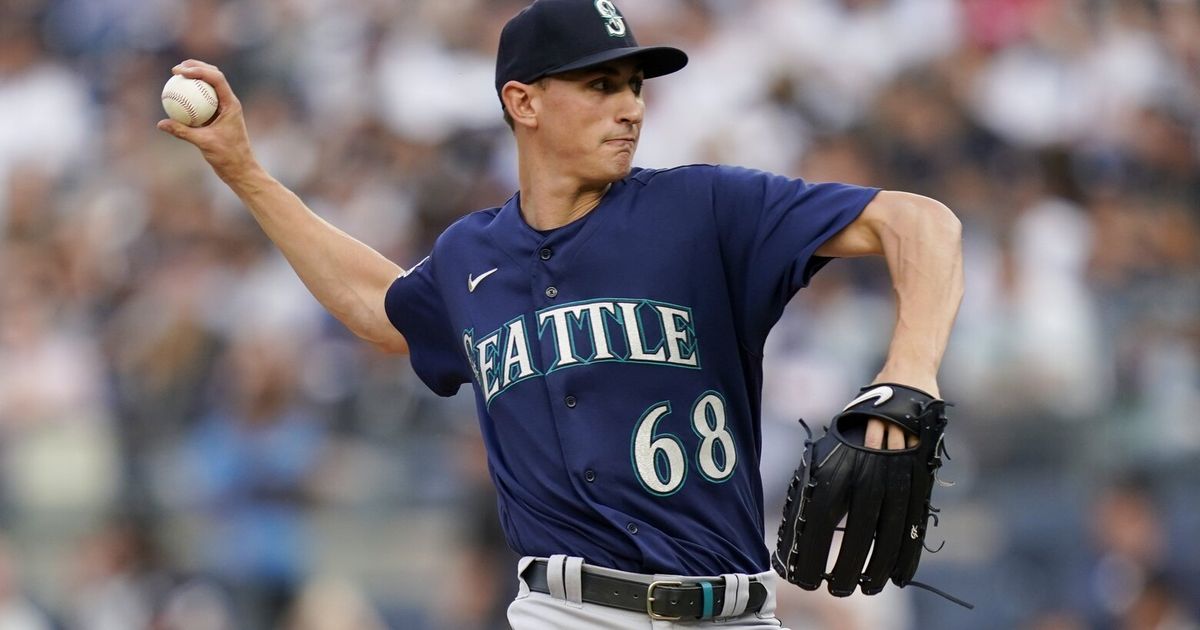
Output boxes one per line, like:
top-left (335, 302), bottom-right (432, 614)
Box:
top-left (372, 332), bottom-right (409, 355)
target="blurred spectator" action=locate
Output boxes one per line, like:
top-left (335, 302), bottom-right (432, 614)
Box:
top-left (432, 429), bottom-right (519, 630)
top-left (66, 518), bottom-right (166, 630)
top-left (0, 535), bottom-right (52, 630)
top-left (1078, 474), bottom-right (1199, 630)
top-left (282, 576), bottom-right (387, 630)
top-left (179, 333), bottom-right (330, 627)
top-left (1023, 610), bottom-right (1088, 630)
top-left (157, 578), bottom-right (237, 630)
top-left (0, 11), bottom-right (90, 216)
top-left (1120, 574), bottom-right (1199, 630)
top-left (773, 545), bottom-right (914, 630)
top-left (0, 243), bottom-right (119, 519)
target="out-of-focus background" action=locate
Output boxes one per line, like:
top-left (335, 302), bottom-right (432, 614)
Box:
top-left (0, 0), bottom-right (1197, 628)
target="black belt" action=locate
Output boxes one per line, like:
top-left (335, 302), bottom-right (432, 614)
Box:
top-left (523, 559), bottom-right (768, 621)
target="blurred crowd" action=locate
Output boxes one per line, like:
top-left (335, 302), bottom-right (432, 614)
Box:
top-left (0, 0), bottom-right (1197, 628)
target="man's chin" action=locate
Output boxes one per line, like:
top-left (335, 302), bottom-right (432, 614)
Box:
top-left (606, 156), bottom-right (636, 180)
top-left (579, 154), bottom-right (636, 186)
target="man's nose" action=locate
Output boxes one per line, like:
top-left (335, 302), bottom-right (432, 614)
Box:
top-left (617, 88), bottom-right (644, 126)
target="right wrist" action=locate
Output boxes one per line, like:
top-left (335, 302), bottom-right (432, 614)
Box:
top-left (217, 157), bottom-right (271, 195)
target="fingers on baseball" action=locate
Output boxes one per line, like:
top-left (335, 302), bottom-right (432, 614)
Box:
top-left (173, 59), bottom-right (240, 113)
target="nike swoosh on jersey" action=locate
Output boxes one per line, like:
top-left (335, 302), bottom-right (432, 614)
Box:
top-left (467, 268), bottom-right (499, 293)
top-left (842, 385), bottom-right (894, 411)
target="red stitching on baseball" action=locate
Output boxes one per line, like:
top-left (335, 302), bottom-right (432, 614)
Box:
top-left (163, 91), bottom-right (199, 125)
top-left (196, 83), bottom-right (218, 108)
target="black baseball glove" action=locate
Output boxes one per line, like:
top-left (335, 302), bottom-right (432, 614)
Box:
top-left (772, 383), bottom-right (970, 608)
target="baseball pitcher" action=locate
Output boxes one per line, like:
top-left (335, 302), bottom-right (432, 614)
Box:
top-left (157, 0), bottom-right (965, 627)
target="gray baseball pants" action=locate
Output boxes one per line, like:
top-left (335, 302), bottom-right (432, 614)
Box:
top-left (507, 556), bottom-right (791, 629)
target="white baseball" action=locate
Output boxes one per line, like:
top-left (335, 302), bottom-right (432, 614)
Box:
top-left (161, 74), bottom-right (219, 127)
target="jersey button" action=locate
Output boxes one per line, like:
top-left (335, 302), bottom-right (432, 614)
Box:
top-left (626, 522), bottom-right (639, 534)
top-left (565, 395), bottom-right (577, 408)
top-left (584, 469), bottom-right (596, 482)
top-left (539, 248), bottom-right (552, 261)
top-left (545, 286), bottom-right (558, 298)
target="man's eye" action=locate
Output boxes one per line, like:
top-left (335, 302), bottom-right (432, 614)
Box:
top-left (631, 80), bottom-right (644, 96)
top-left (592, 80), bottom-right (609, 91)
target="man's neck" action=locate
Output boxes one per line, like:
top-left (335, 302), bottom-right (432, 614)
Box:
top-left (517, 158), bottom-right (614, 231)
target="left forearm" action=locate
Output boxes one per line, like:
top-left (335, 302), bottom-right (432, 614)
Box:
top-left (873, 194), bottom-right (963, 397)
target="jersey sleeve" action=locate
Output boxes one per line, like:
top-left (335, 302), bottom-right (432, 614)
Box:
top-left (384, 254), bottom-right (472, 397)
top-left (708, 165), bottom-right (880, 352)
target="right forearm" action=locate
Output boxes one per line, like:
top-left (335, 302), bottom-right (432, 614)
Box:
top-left (223, 164), bottom-right (405, 348)
top-left (156, 59), bottom-right (407, 352)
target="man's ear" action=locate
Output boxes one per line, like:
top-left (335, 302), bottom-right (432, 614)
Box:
top-left (502, 80), bottom-right (539, 129)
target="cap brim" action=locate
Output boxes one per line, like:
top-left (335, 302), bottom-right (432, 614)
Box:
top-left (543, 46), bottom-right (688, 80)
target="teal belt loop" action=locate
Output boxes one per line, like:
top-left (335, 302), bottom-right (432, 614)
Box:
top-left (700, 581), bottom-right (714, 619)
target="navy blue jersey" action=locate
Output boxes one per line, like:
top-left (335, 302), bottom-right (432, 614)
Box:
top-left (385, 164), bottom-right (878, 576)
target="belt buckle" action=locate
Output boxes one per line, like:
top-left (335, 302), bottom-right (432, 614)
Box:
top-left (646, 580), bottom-right (683, 621)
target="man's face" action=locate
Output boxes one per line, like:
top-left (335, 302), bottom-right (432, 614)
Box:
top-left (534, 60), bottom-right (646, 185)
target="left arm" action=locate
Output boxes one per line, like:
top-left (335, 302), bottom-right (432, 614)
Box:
top-left (816, 191), bottom-right (964, 447)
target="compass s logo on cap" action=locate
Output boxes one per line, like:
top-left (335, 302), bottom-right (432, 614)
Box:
top-left (594, 0), bottom-right (626, 37)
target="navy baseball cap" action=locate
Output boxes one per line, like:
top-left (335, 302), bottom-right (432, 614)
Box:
top-left (495, 0), bottom-right (688, 101)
